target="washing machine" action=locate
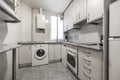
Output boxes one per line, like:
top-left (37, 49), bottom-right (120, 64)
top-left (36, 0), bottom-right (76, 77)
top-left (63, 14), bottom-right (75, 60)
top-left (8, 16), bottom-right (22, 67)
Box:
top-left (32, 44), bottom-right (48, 66)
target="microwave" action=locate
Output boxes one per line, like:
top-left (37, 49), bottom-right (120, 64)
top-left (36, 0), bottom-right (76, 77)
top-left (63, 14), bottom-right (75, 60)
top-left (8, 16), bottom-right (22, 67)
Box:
top-left (3, 0), bottom-right (15, 10)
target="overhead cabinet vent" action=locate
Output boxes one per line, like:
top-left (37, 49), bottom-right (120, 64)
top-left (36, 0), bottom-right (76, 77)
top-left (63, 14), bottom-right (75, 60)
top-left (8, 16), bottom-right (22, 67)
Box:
top-left (0, 0), bottom-right (20, 23)
top-left (37, 8), bottom-right (45, 29)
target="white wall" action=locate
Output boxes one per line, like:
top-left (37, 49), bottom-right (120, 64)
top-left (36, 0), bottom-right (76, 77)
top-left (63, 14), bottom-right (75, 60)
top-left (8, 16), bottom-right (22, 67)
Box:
top-left (21, 2), bottom-right (32, 41)
top-left (32, 9), bottom-right (63, 41)
top-left (79, 23), bottom-right (103, 43)
top-left (2, 0), bottom-right (22, 45)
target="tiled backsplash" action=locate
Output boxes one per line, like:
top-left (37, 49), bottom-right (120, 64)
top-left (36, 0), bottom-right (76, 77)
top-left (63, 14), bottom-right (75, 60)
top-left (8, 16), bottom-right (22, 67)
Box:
top-left (67, 23), bottom-right (103, 44)
top-left (67, 29), bottom-right (80, 43)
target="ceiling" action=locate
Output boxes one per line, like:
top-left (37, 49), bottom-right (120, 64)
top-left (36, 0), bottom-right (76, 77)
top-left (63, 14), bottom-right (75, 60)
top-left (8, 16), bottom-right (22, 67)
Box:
top-left (22, 0), bottom-right (72, 14)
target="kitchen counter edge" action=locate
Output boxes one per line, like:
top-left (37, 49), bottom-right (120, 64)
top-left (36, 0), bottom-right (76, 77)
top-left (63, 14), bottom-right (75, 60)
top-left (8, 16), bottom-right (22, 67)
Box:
top-left (62, 42), bottom-right (103, 51)
top-left (0, 45), bottom-right (22, 53)
top-left (18, 41), bottom-right (102, 51)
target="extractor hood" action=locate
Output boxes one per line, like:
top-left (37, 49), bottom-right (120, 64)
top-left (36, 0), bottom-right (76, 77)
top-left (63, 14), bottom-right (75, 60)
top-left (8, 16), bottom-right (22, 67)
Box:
top-left (0, 0), bottom-right (20, 23)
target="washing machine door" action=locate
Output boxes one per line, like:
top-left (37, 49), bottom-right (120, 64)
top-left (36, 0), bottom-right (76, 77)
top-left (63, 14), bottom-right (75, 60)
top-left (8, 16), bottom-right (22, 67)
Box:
top-left (34, 49), bottom-right (47, 60)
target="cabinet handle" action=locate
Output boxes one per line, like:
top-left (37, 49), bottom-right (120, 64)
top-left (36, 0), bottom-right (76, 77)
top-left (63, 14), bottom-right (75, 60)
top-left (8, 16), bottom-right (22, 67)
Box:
top-left (63, 45), bottom-right (66, 46)
top-left (29, 45), bottom-right (30, 49)
top-left (83, 50), bottom-right (91, 54)
top-left (83, 71), bottom-right (91, 80)
top-left (83, 72), bottom-right (91, 80)
top-left (88, 13), bottom-right (90, 20)
top-left (83, 57), bottom-right (91, 62)
top-left (83, 64), bottom-right (92, 70)
top-left (83, 64), bottom-right (92, 74)
top-left (83, 57), bottom-right (91, 66)
top-left (79, 13), bottom-right (81, 19)
top-left (83, 50), bottom-right (91, 57)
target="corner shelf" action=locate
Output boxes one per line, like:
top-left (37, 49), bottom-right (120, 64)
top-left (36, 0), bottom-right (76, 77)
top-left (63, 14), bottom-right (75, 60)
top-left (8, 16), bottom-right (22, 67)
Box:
top-left (0, 0), bottom-right (20, 23)
top-left (64, 27), bottom-right (80, 33)
top-left (87, 17), bottom-right (103, 25)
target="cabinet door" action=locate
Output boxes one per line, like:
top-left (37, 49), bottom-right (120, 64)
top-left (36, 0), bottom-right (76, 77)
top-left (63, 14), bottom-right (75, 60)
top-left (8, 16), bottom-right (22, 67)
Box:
top-left (54, 44), bottom-right (62, 60)
top-left (64, 12), bottom-right (68, 32)
top-left (64, 5), bottom-right (73, 32)
top-left (74, 0), bottom-right (87, 23)
top-left (87, 0), bottom-right (103, 22)
top-left (48, 44), bottom-right (55, 62)
top-left (18, 45), bottom-right (32, 65)
top-left (62, 44), bottom-right (67, 67)
top-left (5, 50), bottom-right (13, 80)
top-left (79, 0), bottom-right (87, 21)
top-left (48, 44), bottom-right (62, 62)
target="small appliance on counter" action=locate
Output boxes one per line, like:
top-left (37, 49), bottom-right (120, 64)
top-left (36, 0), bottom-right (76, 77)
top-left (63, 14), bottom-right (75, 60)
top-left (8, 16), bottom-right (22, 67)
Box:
top-left (67, 29), bottom-right (80, 43)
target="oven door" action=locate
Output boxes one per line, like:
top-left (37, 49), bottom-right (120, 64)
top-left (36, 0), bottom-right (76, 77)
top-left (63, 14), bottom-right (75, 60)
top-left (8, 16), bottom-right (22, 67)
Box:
top-left (67, 50), bottom-right (78, 74)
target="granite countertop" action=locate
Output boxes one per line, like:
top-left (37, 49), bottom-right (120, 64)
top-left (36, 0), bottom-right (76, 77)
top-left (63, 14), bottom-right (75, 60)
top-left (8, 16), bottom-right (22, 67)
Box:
top-left (0, 44), bottom-right (22, 53)
top-left (18, 41), bottom-right (62, 45)
top-left (18, 41), bottom-right (102, 51)
top-left (62, 42), bottom-right (103, 51)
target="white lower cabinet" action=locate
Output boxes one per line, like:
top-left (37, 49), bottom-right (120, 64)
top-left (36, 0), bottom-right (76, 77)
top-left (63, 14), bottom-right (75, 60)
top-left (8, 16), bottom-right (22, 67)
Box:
top-left (90, 50), bottom-right (103, 80)
top-left (62, 44), bottom-right (67, 67)
top-left (54, 44), bottom-right (62, 60)
top-left (48, 44), bottom-right (62, 62)
top-left (5, 50), bottom-right (13, 80)
top-left (48, 44), bottom-right (55, 61)
top-left (78, 48), bottom-right (103, 80)
top-left (18, 45), bottom-right (32, 66)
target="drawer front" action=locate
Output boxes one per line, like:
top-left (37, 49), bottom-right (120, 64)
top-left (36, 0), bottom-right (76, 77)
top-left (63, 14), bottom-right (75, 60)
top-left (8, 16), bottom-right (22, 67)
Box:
top-left (83, 64), bottom-right (92, 74)
top-left (90, 58), bottom-right (103, 80)
top-left (83, 50), bottom-right (92, 57)
top-left (83, 57), bottom-right (92, 67)
top-left (78, 48), bottom-right (103, 80)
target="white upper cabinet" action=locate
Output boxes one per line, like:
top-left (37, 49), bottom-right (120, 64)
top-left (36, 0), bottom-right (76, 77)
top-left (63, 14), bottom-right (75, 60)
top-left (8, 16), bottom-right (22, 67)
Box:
top-left (64, 5), bottom-right (73, 32)
top-left (0, 0), bottom-right (20, 22)
top-left (64, 0), bottom-right (87, 32)
top-left (64, 10), bottom-right (69, 32)
top-left (87, 0), bottom-right (104, 23)
top-left (74, 0), bottom-right (87, 23)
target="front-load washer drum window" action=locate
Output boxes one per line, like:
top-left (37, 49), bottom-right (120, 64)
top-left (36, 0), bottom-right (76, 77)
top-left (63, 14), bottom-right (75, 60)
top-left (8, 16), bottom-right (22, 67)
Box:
top-left (34, 49), bottom-right (47, 60)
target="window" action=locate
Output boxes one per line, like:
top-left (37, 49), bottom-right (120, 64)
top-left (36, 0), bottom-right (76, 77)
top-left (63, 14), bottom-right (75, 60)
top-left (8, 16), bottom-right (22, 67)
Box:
top-left (58, 17), bottom-right (63, 40)
top-left (51, 16), bottom-right (57, 40)
top-left (50, 16), bottom-right (63, 41)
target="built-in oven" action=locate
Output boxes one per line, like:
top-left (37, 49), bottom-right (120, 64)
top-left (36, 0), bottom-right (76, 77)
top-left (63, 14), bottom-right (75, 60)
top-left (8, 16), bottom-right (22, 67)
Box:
top-left (67, 47), bottom-right (78, 75)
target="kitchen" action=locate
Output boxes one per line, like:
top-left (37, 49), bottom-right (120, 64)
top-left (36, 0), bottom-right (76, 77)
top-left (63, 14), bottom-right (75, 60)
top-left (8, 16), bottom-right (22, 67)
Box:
top-left (0, 0), bottom-right (119, 80)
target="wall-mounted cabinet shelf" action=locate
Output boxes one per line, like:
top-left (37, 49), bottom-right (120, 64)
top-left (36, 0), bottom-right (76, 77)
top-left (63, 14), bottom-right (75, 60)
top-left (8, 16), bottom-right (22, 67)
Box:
top-left (87, 17), bottom-right (103, 25)
top-left (64, 27), bottom-right (80, 33)
top-left (73, 19), bottom-right (87, 27)
top-left (87, 0), bottom-right (103, 23)
top-left (64, 0), bottom-right (87, 32)
top-left (0, 0), bottom-right (20, 23)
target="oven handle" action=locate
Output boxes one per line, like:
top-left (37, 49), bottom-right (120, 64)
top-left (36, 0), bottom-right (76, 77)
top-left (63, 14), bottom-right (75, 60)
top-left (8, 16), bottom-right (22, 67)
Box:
top-left (67, 51), bottom-right (77, 57)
